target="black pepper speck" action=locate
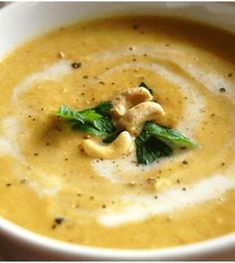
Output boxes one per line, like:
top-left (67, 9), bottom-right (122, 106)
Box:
top-left (54, 217), bottom-right (65, 225)
top-left (71, 62), bottom-right (81, 69)
top-left (219, 87), bottom-right (226, 93)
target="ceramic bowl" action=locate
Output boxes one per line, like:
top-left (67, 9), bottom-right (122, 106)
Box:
top-left (0, 2), bottom-right (235, 260)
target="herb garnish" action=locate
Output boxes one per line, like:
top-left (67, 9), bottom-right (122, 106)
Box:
top-left (55, 105), bottom-right (102, 123)
top-left (135, 122), bottom-right (197, 165)
top-left (55, 87), bottom-right (198, 165)
top-left (55, 101), bottom-right (115, 137)
top-left (142, 122), bottom-right (197, 148)
top-left (136, 133), bottom-right (173, 165)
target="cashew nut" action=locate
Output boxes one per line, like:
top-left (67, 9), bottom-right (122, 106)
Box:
top-left (118, 101), bottom-right (165, 136)
top-left (111, 87), bottom-right (153, 117)
top-left (81, 131), bottom-right (133, 159)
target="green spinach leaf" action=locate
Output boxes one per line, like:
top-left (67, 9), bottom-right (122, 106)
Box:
top-left (135, 121), bottom-right (198, 165)
top-left (55, 105), bottom-right (85, 123)
top-left (55, 101), bottom-right (115, 138)
top-left (144, 122), bottom-right (198, 148)
top-left (135, 124), bottom-right (173, 164)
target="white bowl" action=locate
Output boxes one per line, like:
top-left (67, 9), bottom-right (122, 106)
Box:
top-left (0, 2), bottom-right (235, 260)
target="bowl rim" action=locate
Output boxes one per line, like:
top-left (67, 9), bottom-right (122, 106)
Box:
top-left (0, 1), bottom-right (235, 260)
top-left (1, 215), bottom-right (235, 260)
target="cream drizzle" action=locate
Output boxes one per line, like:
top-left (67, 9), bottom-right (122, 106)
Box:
top-left (12, 60), bottom-right (72, 106)
top-left (0, 117), bottom-right (23, 160)
top-left (99, 174), bottom-right (235, 227)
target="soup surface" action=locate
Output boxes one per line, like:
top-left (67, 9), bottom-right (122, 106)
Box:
top-left (0, 16), bottom-right (235, 249)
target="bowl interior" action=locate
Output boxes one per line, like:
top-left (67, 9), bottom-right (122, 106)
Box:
top-left (1, 2), bottom-right (235, 59)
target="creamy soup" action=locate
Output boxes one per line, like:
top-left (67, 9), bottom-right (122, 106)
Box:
top-left (0, 16), bottom-right (235, 249)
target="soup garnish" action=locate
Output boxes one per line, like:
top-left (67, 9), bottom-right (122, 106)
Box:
top-left (54, 84), bottom-right (197, 164)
